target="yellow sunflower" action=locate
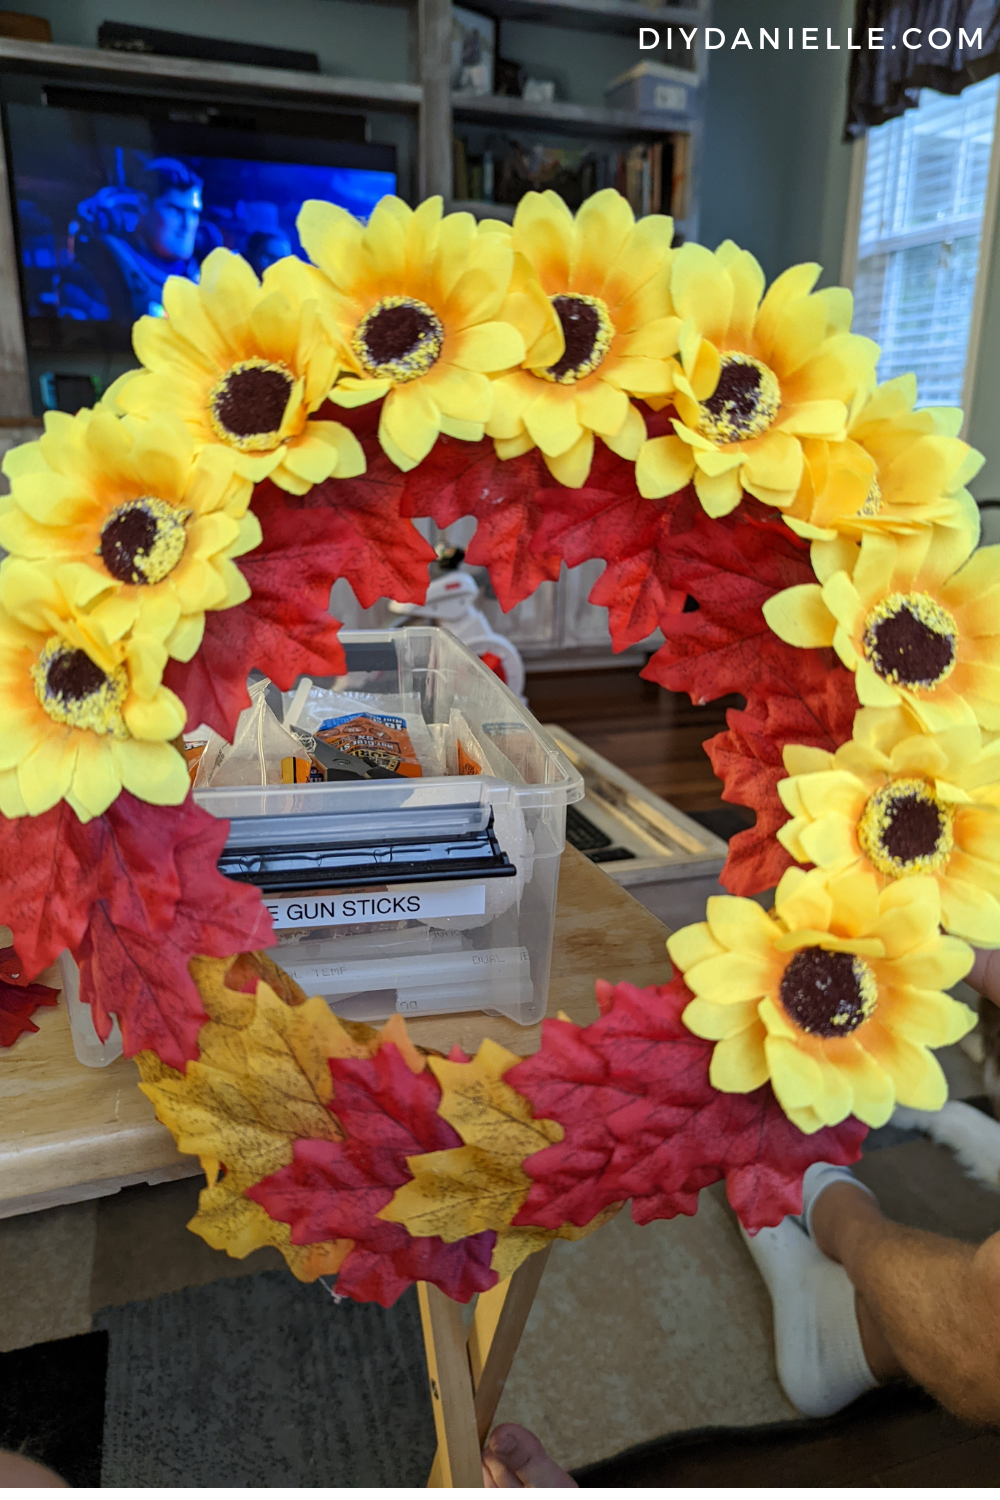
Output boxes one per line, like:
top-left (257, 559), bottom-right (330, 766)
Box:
top-left (0, 586), bottom-right (188, 823)
top-left (108, 248), bottom-right (364, 494)
top-left (295, 195), bottom-right (526, 471)
top-left (778, 706), bottom-right (1000, 946)
top-left (782, 375), bottom-right (983, 544)
top-left (764, 528), bottom-right (1000, 731)
top-left (635, 244), bottom-right (879, 517)
top-left (483, 189), bottom-right (679, 487)
top-left (667, 866), bottom-right (975, 1132)
top-left (0, 408), bottom-right (260, 672)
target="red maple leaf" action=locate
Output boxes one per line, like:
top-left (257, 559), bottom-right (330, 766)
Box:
top-left (0, 792), bottom-right (228, 980)
top-left (73, 800), bottom-right (272, 1069)
top-left (167, 404), bottom-right (435, 740)
top-left (508, 978), bottom-right (867, 1234)
top-left (0, 948), bottom-right (58, 1048)
top-left (642, 495), bottom-right (834, 715)
top-left (531, 480), bottom-right (686, 651)
top-left (706, 670), bottom-right (857, 896)
top-left (400, 436), bottom-right (563, 612)
top-left (249, 1042), bottom-right (498, 1308)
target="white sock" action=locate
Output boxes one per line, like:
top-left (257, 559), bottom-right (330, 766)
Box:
top-left (740, 1217), bottom-right (878, 1418)
top-left (799, 1161), bottom-right (877, 1242)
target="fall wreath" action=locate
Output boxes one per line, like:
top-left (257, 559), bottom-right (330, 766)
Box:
top-left (0, 190), bottom-right (993, 1308)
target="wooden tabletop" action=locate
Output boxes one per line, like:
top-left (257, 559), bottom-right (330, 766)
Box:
top-left (0, 846), bottom-right (671, 1218)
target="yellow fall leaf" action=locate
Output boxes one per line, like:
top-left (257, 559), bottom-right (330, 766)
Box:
top-left (137, 971), bottom-right (425, 1277)
top-left (379, 1039), bottom-right (563, 1243)
top-left (190, 1175), bottom-right (350, 1283)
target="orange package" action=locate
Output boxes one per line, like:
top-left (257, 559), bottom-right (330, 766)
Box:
top-left (315, 712), bottom-right (423, 778)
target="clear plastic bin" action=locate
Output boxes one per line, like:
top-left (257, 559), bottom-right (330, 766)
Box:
top-left (199, 628), bottom-right (584, 1027)
top-left (61, 628), bottom-right (584, 1065)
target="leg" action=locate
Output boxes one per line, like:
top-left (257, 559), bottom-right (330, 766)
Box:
top-left (812, 1182), bottom-right (1000, 1426)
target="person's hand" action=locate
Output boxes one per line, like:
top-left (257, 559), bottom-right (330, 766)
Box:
top-left (482, 1424), bottom-right (578, 1487)
top-left (968, 947), bottom-right (1000, 1009)
top-left (0, 1450), bottom-right (68, 1487)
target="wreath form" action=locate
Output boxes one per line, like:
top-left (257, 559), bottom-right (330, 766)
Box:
top-left (0, 190), bottom-right (994, 1306)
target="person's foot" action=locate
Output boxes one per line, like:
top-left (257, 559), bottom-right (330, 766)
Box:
top-left (739, 1206), bottom-right (878, 1418)
top-left (482, 1424), bottom-right (578, 1488)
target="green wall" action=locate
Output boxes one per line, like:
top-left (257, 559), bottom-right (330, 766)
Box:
top-left (698, 0), bottom-right (855, 284)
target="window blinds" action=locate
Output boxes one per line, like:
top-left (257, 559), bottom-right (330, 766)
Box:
top-left (853, 74), bottom-right (999, 407)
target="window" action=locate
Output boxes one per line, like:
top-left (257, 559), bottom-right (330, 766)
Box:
top-left (851, 75), bottom-right (999, 408)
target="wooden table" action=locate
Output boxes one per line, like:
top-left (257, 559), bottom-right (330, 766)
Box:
top-left (0, 845), bottom-right (673, 1220)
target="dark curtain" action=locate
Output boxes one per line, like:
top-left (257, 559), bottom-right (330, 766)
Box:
top-left (845, 0), bottom-right (1000, 138)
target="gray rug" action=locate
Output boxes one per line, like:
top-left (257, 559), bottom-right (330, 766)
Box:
top-left (94, 1272), bottom-right (435, 1487)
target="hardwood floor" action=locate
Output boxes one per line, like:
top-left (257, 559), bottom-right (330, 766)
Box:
top-left (524, 665), bottom-right (741, 811)
top-left (574, 1384), bottom-right (1000, 1488)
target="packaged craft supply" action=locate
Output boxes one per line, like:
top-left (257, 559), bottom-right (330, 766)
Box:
top-left (283, 680), bottom-right (444, 777)
top-left (194, 678), bottom-right (305, 789)
top-left (196, 628), bottom-right (583, 1027)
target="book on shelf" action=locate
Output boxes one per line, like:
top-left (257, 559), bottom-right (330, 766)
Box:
top-left (453, 136), bottom-right (688, 223)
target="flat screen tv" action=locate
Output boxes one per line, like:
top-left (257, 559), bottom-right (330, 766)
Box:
top-left (4, 102), bottom-right (397, 354)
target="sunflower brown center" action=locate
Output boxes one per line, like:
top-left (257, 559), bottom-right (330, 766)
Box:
top-left (699, 352), bottom-right (781, 442)
top-left (31, 637), bottom-right (129, 737)
top-left (862, 591), bottom-right (957, 690)
top-left (208, 358), bottom-right (295, 452)
top-left (857, 475), bottom-right (883, 519)
top-left (99, 497), bottom-right (189, 586)
top-left (353, 296), bottom-right (444, 383)
top-left (779, 946), bottom-right (878, 1038)
top-left (543, 294), bottom-right (614, 383)
top-left (857, 777), bottom-right (954, 878)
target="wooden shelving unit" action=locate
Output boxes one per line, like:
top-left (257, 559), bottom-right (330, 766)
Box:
top-left (461, 0), bottom-right (701, 36)
top-left (451, 90), bottom-right (694, 137)
top-left (0, 1), bottom-right (709, 667)
top-left (0, 36), bottom-right (422, 113)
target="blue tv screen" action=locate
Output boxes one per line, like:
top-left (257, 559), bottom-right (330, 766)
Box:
top-left (5, 103), bottom-right (396, 352)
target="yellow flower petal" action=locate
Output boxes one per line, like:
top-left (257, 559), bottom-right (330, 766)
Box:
top-left (762, 584), bottom-right (836, 647)
top-left (709, 1020), bottom-right (769, 1092)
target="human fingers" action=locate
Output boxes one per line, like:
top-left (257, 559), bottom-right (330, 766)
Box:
top-left (483, 1424), bottom-right (578, 1488)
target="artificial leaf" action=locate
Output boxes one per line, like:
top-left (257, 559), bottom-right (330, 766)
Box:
top-left (164, 484), bottom-right (343, 738)
top-left (705, 670), bottom-right (857, 896)
top-left (643, 495), bottom-right (835, 715)
top-left (250, 1041), bottom-right (499, 1307)
top-left (190, 1175), bottom-right (352, 1281)
top-left (508, 979), bottom-right (867, 1234)
top-left (530, 415), bottom-right (687, 651)
top-left (401, 435), bottom-right (562, 612)
top-left (311, 403), bottom-right (438, 609)
top-left (380, 1039), bottom-right (563, 1242)
top-left (136, 979), bottom-right (365, 1282)
top-left (136, 983), bottom-right (349, 1188)
top-left (75, 807), bottom-right (273, 1069)
top-left (0, 945), bottom-right (57, 1048)
top-left (0, 792), bottom-right (233, 981)
top-left (167, 408), bottom-right (436, 738)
